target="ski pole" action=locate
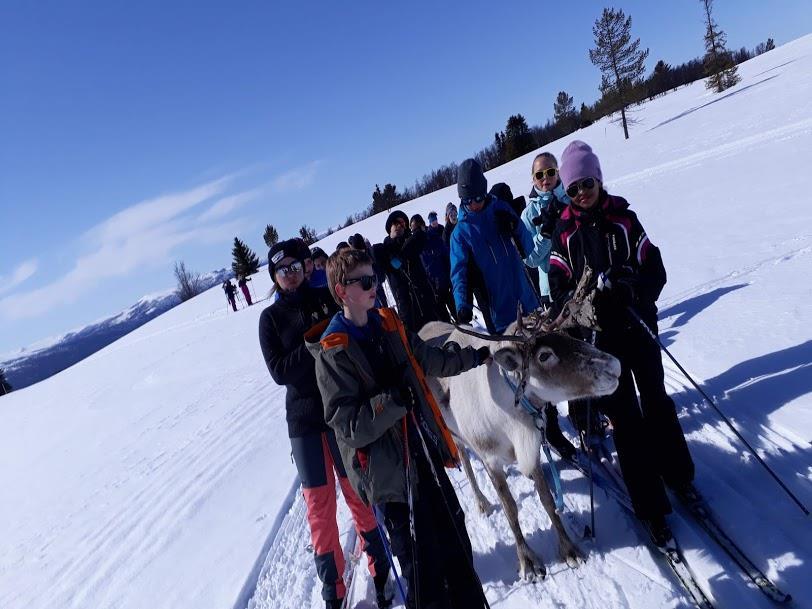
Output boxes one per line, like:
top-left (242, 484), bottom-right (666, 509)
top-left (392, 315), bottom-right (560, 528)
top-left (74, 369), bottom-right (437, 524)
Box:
top-left (409, 411), bottom-right (492, 609)
top-left (585, 331), bottom-right (597, 539)
top-left (372, 505), bottom-right (408, 606)
top-left (626, 305), bottom-right (809, 517)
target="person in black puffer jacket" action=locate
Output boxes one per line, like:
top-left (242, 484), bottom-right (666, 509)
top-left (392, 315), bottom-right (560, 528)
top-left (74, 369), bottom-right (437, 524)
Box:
top-left (372, 210), bottom-right (439, 332)
top-left (549, 141), bottom-right (695, 548)
top-left (258, 239), bottom-right (390, 609)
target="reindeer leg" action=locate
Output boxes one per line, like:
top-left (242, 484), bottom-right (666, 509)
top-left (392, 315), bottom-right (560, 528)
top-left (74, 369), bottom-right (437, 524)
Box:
top-left (484, 465), bottom-right (546, 581)
top-left (530, 464), bottom-right (583, 568)
top-left (456, 441), bottom-right (496, 516)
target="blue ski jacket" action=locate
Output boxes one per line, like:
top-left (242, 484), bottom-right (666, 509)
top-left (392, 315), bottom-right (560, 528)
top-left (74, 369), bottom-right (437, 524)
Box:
top-left (449, 196), bottom-right (539, 332)
top-left (521, 183), bottom-right (570, 297)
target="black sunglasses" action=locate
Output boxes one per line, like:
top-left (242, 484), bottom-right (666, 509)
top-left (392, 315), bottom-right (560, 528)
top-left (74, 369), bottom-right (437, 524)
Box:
top-left (534, 168), bottom-right (558, 181)
top-left (343, 274), bottom-right (378, 291)
top-left (276, 261), bottom-right (303, 277)
top-left (461, 193), bottom-right (487, 207)
top-left (565, 177), bottom-right (596, 198)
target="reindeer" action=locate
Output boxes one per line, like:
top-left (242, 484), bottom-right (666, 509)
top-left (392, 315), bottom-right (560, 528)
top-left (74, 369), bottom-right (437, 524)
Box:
top-left (418, 268), bottom-right (620, 580)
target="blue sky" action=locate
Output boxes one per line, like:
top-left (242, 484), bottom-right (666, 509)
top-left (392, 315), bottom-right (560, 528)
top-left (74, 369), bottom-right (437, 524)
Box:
top-left (1, 0), bottom-right (810, 354)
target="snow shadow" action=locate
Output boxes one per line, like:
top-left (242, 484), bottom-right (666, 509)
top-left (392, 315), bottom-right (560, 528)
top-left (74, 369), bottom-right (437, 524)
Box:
top-left (648, 75), bottom-right (780, 132)
top-left (665, 340), bottom-right (812, 599)
top-left (658, 284), bottom-right (748, 347)
top-left (659, 284), bottom-right (748, 329)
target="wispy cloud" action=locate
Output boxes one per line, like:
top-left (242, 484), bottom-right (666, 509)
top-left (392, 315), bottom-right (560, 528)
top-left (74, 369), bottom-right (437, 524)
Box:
top-left (0, 259), bottom-right (39, 295)
top-left (271, 160), bottom-right (321, 192)
top-left (197, 187), bottom-right (265, 222)
top-left (0, 175), bottom-right (239, 320)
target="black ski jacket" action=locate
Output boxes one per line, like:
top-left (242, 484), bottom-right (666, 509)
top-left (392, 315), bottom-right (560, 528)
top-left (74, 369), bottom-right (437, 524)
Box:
top-left (548, 191), bottom-right (666, 330)
top-left (258, 283), bottom-right (339, 437)
top-left (373, 231), bottom-right (438, 332)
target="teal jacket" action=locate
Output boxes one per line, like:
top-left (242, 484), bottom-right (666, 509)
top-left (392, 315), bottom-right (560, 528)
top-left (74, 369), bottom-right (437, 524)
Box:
top-left (521, 183), bottom-right (570, 297)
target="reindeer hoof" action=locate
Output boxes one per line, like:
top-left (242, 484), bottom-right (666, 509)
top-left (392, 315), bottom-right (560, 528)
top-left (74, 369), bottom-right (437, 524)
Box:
top-left (562, 543), bottom-right (585, 569)
top-left (517, 548), bottom-right (547, 582)
top-left (476, 499), bottom-right (497, 516)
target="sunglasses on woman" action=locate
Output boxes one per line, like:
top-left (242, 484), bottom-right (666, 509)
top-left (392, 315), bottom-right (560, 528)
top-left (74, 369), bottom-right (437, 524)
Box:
top-left (565, 177), bottom-right (596, 198)
top-left (461, 193), bottom-right (487, 207)
top-left (534, 168), bottom-right (558, 181)
top-left (343, 274), bottom-right (378, 291)
top-left (276, 261), bottom-right (303, 277)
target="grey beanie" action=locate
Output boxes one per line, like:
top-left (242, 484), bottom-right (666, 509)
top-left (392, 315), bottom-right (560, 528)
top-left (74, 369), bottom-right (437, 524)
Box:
top-left (457, 158), bottom-right (487, 200)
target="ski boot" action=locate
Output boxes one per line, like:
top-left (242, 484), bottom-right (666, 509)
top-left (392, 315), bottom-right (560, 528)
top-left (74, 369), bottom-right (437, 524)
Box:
top-left (643, 514), bottom-right (675, 550)
top-left (326, 599), bottom-right (343, 609)
top-left (672, 481), bottom-right (703, 508)
top-left (373, 572), bottom-right (394, 609)
top-left (543, 402), bottom-right (577, 460)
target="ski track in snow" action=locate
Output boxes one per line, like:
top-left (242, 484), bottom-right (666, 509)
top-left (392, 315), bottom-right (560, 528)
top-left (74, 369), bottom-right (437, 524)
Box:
top-left (254, 349), bottom-right (810, 609)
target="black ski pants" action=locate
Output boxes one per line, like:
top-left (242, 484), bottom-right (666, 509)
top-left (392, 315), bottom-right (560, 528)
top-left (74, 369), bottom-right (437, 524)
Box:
top-left (592, 316), bottom-right (695, 519)
top-left (380, 448), bottom-right (487, 609)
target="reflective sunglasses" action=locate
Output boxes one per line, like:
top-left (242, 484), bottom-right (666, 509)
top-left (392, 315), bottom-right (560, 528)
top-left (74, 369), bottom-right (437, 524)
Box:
top-left (461, 193), bottom-right (487, 207)
top-left (565, 177), bottom-right (596, 198)
top-left (534, 167), bottom-right (558, 181)
top-left (276, 261), bottom-right (303, 277)
top-left (343, 274), bottom-right (378, 291)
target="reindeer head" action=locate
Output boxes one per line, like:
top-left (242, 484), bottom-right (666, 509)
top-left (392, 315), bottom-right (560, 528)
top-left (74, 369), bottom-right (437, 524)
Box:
top-left (490, 265), bottom-right (621, 404)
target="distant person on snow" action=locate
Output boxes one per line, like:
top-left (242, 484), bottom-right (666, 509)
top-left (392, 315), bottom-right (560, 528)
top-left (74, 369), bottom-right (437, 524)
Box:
top-left (307, 248), bottom-right (491, 609)
top-left (258, 240), bottom-right (390, 609)
top-left (548, 140), bottom-right (696, 547)
top-left (238, 275), bottom-right (253, 306)
top-left (222, 280), bottom-right (238, 312)
top-left (449, 158), bottom-right (538, 333)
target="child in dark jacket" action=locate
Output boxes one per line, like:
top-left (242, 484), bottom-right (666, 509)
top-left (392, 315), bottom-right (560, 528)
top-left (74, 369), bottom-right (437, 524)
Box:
top-left (307, 249), bottom-right (491, 609)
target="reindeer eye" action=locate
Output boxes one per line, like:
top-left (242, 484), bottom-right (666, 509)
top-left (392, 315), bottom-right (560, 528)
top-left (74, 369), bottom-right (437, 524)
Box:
top-left (538, 351), bottom-right (553, 363)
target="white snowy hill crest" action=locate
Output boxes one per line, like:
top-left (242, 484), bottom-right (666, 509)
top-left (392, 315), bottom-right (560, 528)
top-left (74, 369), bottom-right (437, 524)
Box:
top-left (2, 35), bottom-right (811, 609)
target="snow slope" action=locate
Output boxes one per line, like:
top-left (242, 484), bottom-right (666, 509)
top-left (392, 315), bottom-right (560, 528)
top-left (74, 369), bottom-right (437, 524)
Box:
top-left (2, 35), bottom-right (811, 609)
top-left (0, 268), bottom-right (234, 391)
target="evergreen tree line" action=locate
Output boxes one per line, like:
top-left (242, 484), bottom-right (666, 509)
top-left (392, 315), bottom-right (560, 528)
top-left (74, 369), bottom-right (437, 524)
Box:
top-left (332, 11), bottom-right (774, 225)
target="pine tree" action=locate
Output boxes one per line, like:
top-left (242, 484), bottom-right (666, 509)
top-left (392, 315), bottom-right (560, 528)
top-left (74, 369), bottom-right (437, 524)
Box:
top-left (371, 184), bottom-right (402, 215)
top-left (553, 91), bottom-right (576, 128)
top-left (231, 237), bottom-right (260, 278)
top-left (503, 114), bottom-right (534, 162)
top-left (650, 60), bottom-right (673, 96)
top-left (589, 8), bottom-right (649, 139)
top-left (0, 368), bottom-right (12, 396)
top-left (298, 225), bottom-right (317, 245)
top-left (700, 0), bottom-right (740, 93)
top-left (765, 37), bottom-right (775, 51)
top-left (263, 224), bottom-right (279, 248)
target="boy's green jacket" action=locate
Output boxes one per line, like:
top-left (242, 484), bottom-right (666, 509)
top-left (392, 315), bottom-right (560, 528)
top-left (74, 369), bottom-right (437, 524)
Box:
top-left (305, 307), bottom-right (480, 505)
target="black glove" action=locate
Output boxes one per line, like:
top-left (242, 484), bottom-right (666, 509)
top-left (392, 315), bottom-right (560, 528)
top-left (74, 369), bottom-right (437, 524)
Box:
top-left (475, 346), bottom-right (491, 365)
top-left (457, 306), bottom-right (473, 324)
top-left (532, 205), bottom-right (562, 238)
top-left (494, 210), bottom-right (517, 235)
top-left (597, 268), bottom-right (638, 306)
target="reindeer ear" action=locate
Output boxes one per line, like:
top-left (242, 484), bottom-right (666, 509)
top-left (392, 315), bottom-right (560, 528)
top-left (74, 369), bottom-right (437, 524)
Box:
top-left (493, 346), bottom-right (522, 372)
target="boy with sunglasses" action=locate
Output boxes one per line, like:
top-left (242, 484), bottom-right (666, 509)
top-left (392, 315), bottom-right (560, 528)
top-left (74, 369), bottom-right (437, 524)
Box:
top-left (258, 240), bottom-right (391, 609)
top-left (548, 140), bottom-right (696, 548)
top-left (307, 249), bottom-right (491, 609)
top-left (449, 158), bottom-right (539, 333)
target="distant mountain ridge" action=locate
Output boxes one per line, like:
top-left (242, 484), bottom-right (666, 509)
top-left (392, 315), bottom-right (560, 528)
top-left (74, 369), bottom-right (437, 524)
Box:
top-left (0, 268), bottom-right (234, 391)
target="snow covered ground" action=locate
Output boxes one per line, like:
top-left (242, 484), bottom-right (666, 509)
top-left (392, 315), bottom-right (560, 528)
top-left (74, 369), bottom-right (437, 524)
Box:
top-left (2, 34), bottom-right (811, 609)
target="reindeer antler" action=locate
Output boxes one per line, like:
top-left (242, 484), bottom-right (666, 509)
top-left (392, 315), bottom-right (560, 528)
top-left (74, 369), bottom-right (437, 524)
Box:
top-left (543, 264), bottom-right (601, 332)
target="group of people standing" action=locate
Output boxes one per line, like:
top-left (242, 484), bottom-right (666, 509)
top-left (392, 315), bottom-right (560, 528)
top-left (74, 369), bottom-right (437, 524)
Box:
top-left (258, 139), bottom-right (696, 609)
top-left (222, 275), bottom-right (253, 311)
